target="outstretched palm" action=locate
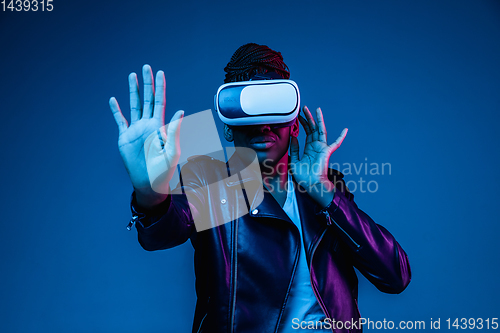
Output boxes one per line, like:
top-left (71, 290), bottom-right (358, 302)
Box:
top-left (110, 65), bottom-right (183, 206)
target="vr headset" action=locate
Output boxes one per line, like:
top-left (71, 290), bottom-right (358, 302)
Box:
top-left (214, 72), bottom-right (300, 127)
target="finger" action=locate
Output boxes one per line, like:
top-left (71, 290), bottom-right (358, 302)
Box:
top-left (299, 106), bottom-right (312, 132)
top-left (109, 97), bottom-right (128, 134)
top-left (298, 114), bottom-right (311, 134)
top-left (128, 72), bottom-right (141, 123)
top-left (328, 128), bottom-right (348, 153)
top-left (153, 70), bottom-right (166, 121)
top-left (303, 106), bottom-right (318, 141)
top-left (316, 107), bottom-right (327, 142)
top-left (289, 136), bottom-right (300, 165)
top-left (142, 64), bottom-right (154, 119)
top-left (298, 114), bottom-right (314, 144)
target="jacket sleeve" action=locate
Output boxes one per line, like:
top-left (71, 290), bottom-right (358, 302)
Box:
top-left (321, 175), bottom-right (411, 294)
top-left (130, 161), bottom-right (206, 251)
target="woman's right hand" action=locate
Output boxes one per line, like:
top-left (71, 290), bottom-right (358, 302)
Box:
top-left (109, 64), bottom-right (183, 209)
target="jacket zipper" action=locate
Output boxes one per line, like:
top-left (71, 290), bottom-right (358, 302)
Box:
top-left (126, 215), bottom-right (138, 231)
top-left (229, 218), bottom-right (238, 333)
top-left (323, 209), bottom-right (360, 249)
top-left (309, 227), bottom-right (334, 332)
top-left (274, 227), bottom-right (301, 333)
top-left (314, 210), bottom-right (359, 332)
top-left (196, 311), bottom-right (208, 333)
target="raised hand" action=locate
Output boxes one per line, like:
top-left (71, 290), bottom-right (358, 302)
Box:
top-left (289, 106), bottom-right (347, 207)
top-left (109, 64), bottom-right (184, 209)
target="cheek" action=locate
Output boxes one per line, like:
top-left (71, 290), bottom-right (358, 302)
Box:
top-left (278, 127), bottom-right (290, 134)
top-left (231, 132), bottom-right (246, 146)
top-left (272, 133), bottom-right (291, 156)
top-left (276, 129), bottom-right (291, 145)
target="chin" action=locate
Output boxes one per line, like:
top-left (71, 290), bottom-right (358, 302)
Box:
top-left (255, 150), bottom-right (286, 168)
top-left (256, 152), bottom-right (274, 165)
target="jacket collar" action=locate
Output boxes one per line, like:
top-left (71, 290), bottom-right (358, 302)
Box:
top-left (225, 151), bottom-right (326, 235)
top-left (226, 151), bottom-right (291, 222)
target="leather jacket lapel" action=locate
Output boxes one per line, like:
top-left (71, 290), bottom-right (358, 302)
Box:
top-left (293, 178), bottom-right (329, 263)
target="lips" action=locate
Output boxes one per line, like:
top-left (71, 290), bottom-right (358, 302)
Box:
top-left (249, 136), bottom-right (277, 144)
top-left (248, 136), bottom-right (277, 150)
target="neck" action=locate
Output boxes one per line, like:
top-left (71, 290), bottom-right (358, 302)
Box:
top-left (260, 152), bottom-right (289, 196)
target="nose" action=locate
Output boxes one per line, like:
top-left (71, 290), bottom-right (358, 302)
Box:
top-left (253, 124), bottom-right (271, 133)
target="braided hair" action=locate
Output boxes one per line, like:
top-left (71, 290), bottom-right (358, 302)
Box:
top-left (224, 43), bottom-right (290, 83)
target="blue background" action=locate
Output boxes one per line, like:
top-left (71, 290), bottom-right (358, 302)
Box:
top-left (1, 0), bottom-right (499, 332)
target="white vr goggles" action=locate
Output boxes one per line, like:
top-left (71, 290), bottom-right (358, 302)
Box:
top-left (214, 75), bottom-right (300, 127)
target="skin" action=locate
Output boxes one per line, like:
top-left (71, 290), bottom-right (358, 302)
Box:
top-left (224, 122), bottom-right (300, 207)
top-left (110, 64), bottom-right (347, 210)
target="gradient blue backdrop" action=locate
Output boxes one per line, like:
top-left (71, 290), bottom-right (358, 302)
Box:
top-left (1, 0), bottom-right (499, 332)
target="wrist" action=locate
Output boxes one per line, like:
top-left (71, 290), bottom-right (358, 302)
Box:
top-left (135, 187), bottom-right (169, 211)
top-left (307, 181), bottom-right (335, 208)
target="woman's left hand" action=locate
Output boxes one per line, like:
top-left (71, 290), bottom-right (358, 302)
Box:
top-left (289, 106), bottom-right (348, 207)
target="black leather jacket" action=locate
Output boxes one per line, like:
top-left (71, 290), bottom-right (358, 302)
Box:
top-left (131, 153), bottom-right (411, 333)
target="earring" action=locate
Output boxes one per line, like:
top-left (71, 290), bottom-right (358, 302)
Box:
top-left (224, 124), bottom-right (234, 142)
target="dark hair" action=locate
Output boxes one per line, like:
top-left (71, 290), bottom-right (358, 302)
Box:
top-left (224, 43), bottom-right (290, 83)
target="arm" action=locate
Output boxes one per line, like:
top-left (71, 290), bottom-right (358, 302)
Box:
top-left (290, 106), bottom-right (410, 293)
top-left (321, 177), bottom-right (411, 294)
top-left (131, 189), bottom-right (195, 251)
top-left (130, 157), bottom-right (216, 251)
